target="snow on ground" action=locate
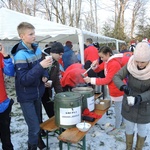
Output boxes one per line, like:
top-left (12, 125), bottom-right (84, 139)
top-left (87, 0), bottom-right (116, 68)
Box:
top-left (1, 76), bottom-right (150, 150)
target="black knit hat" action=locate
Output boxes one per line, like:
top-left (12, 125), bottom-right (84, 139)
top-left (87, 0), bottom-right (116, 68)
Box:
top-left (50, 42), bottom-right (64, 54)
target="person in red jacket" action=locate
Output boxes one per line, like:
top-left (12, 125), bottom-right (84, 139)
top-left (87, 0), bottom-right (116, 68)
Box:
top-left (84, 38), bottom-right (99, 77)
top-left (0, 43), bottom-right (14, 150)
top-left (84, 46), bottom-right (127, 135)
top-left (61, 63), bottom-right (87, 91)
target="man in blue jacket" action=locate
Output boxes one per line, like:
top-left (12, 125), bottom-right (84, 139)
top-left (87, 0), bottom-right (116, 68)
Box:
top-left (62, 41), bottom-right (77, 70)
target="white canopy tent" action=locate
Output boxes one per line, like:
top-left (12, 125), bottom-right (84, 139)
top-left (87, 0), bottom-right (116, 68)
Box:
top-left (0, 8), bottom-right (125, 64)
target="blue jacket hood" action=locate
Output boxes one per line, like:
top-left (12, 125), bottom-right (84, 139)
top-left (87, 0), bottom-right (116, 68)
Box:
top-left (11, 41), bottom-right (38, 56)
top-left (64, 46), bottom-right (72, 52)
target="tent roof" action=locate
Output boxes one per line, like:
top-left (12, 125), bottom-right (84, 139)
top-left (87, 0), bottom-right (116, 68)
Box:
top-left (0, 7), bottom-right (78, 43)
top-left (0, 8), bottom-right (124, 44)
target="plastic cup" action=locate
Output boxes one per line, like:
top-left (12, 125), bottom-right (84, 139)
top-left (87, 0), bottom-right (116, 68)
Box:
top-left (45, 55), bottom-right (52, 60)
top-left (47, 80), bottom-right (52, 87)
top-left (100, 102), bottom-right (104, 105)
top-left (127, 96), bottom-right (135, 106)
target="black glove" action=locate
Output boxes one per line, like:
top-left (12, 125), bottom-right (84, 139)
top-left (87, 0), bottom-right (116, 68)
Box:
top-left (134, 95), bottom-right (142, 105)
top-left (120, 85), bottom-right (131, 95)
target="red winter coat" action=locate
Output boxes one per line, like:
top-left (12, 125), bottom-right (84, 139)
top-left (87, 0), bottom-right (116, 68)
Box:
top-left (91, 54), bottom-right (126, 97)
top-left (61, 63), bottom-right (86, 87)
top-left (0, 53), bottom-right (7, 103)
top-left (84, 45), bottom-right (99, 62)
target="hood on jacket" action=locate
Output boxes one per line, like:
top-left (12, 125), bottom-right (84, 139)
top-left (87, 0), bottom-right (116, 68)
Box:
top-left (11, 41), bottom-right (38, 56)
top-left (107, 53), bottom-right (123, 63)
top-left (64, 45), bottom-right (72, 52)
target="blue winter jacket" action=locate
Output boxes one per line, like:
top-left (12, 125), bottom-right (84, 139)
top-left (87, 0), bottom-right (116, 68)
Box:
top-left (0, 54), bottom-right (15, 113)
top-left (62, 46), bottom-right (77, 70)
top-left (11, 41), bottom-right (49, 103)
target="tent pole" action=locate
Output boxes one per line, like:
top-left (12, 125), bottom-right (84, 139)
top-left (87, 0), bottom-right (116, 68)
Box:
top-left (77, 30), bottom-right (84, 65)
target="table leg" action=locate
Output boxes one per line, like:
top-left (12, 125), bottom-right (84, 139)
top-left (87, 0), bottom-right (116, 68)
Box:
top-left (59, 128), bottom-right (64, 150)
top-left (82, 136), bottom-right (86, 150)
top-left (67, 143), bottom-right (71, 150)
top-left (46, 131), bottom-right (49, 149)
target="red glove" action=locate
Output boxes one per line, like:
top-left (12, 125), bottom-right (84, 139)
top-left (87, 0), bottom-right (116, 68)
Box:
top-left (82, 108), bottom-right (102, 119)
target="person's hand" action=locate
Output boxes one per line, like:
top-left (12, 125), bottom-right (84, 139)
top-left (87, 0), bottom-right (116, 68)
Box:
top-left (83, 76), bottom-right (91, 83)
top-left (40, 58), bottom-right (53, 68)
top-left (134, 95), bottom-right (142, 105)
top-left (91, 59), bottom-right (98, 70)
top-left (120, 85), bottom-right (131, 95)
top-left (0, 43), bottom-right (8, 57)
top-left (45, 80), bottom-right (52, 88)
top-left (45, 82), bottom-right (51, 88)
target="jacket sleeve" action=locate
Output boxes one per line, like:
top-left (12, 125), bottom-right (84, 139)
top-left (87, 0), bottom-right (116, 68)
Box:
top-left (91, 61), bottom-right (121, 85)
top-left (3, 55), bottom-right (15, 77)
top-left (113, 65), bottom-right (129, 89)
top-left (94, 62), bottom-right (104, 73)
top-left (14, 51), bottom-right (47, 87)
top-left (51, 63), bottom-right (62, 93)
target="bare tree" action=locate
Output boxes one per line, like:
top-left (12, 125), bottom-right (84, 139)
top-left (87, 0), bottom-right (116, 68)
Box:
top-left (130, 0), bottom-right (145, 38)
top-left (0, 0), bottom-right (150, 42)
top-left (75, 0), bottom-right (82, 28)
top-left (94, 0), bottom-right (98, 33)
top-left (113, 0), bottom-right (129, 39)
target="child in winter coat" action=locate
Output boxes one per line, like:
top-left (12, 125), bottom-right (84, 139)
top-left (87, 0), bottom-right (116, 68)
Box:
top-left (0, 43), bottom-right (14, 150)
top-left (84, 46), bottom-right (127, 135)
top-left (11, 22), bottom-right (52, 150)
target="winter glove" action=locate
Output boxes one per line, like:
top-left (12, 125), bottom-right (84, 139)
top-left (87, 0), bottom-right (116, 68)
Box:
top-left (120, 85), bottom-right (131, 95)
top-left (134, 95), bottom-right (142, 105)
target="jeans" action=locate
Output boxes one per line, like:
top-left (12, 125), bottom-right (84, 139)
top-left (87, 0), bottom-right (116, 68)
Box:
top-left (124, 119), bottom-right (148, 137)
top-left (0, 99), bottom-right (14, 150)
top-left (20, 98), bottom-right (41, 145)
top-left (114, 101), bottom-right (123, 128)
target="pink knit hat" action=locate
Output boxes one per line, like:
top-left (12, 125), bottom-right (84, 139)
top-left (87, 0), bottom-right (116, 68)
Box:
top-left (134, 42), bottom-right (150, 62)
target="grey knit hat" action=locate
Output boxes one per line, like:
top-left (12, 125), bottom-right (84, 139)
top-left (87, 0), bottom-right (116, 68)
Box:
top-left (134, 42), bottom-right (150, 62)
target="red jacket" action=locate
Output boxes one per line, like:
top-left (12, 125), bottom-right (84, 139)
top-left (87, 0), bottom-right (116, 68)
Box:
top-left (0, 53), bottom-right (7, 102)
top-left (91, 54), bottom-right (126, 97)
top-left (61, 63), bottom-right (86, 87)
top-left (84, 45), bottom-right (99, 62)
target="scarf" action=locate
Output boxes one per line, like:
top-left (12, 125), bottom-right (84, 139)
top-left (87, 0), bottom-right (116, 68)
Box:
top-left (127, 55), bottom-right (150, 80)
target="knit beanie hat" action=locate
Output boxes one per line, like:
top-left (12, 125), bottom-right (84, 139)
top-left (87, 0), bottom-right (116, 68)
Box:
top-left (50, 42), bottom-right (64, 54)
top-left (66, 41), bottom-right (72, 45)
top-left (134, 42), bottom-right (150, 62)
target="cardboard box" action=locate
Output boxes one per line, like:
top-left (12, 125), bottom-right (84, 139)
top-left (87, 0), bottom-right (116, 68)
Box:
top-left (95, 99), bottom-right (111, 110)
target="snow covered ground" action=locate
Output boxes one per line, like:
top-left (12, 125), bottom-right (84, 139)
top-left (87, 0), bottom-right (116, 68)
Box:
top-left (1, 76), bottom-right (150, 150)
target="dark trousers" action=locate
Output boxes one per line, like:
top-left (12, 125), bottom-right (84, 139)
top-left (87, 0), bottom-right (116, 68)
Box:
top-left (41, 89), bottom-right (54, 118)
top-left (0, 99), bottom-right (14, 150)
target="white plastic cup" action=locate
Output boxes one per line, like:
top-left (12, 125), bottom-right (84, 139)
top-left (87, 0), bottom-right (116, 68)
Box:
top-left (95, 99), bottom-right (100, 104)
top-left (127, 96), bottom-right (135, 106)
top-left (47, 80), bottom-right (52, 87)
top-left (100, 102), bottom-right (104, 105)
top-left (45, 55), bottom-right (52, 60)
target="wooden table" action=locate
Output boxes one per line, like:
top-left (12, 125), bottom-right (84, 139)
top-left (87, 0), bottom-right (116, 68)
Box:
top-left (58, 108), bottom-right (109, 150)
top-left (40, 92), bottom-right (107, 150)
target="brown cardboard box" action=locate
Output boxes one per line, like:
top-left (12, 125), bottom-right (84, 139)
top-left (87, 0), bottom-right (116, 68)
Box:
top-left (95, 99), bottom-right (111, 110)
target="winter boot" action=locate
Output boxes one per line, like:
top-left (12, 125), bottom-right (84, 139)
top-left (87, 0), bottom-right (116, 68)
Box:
top-left (38, 135), bottom-right (46, 150)
top-left (135, 134), bottom-right (146, 150)
top-left (126, 134), bottom-right (134, 150)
